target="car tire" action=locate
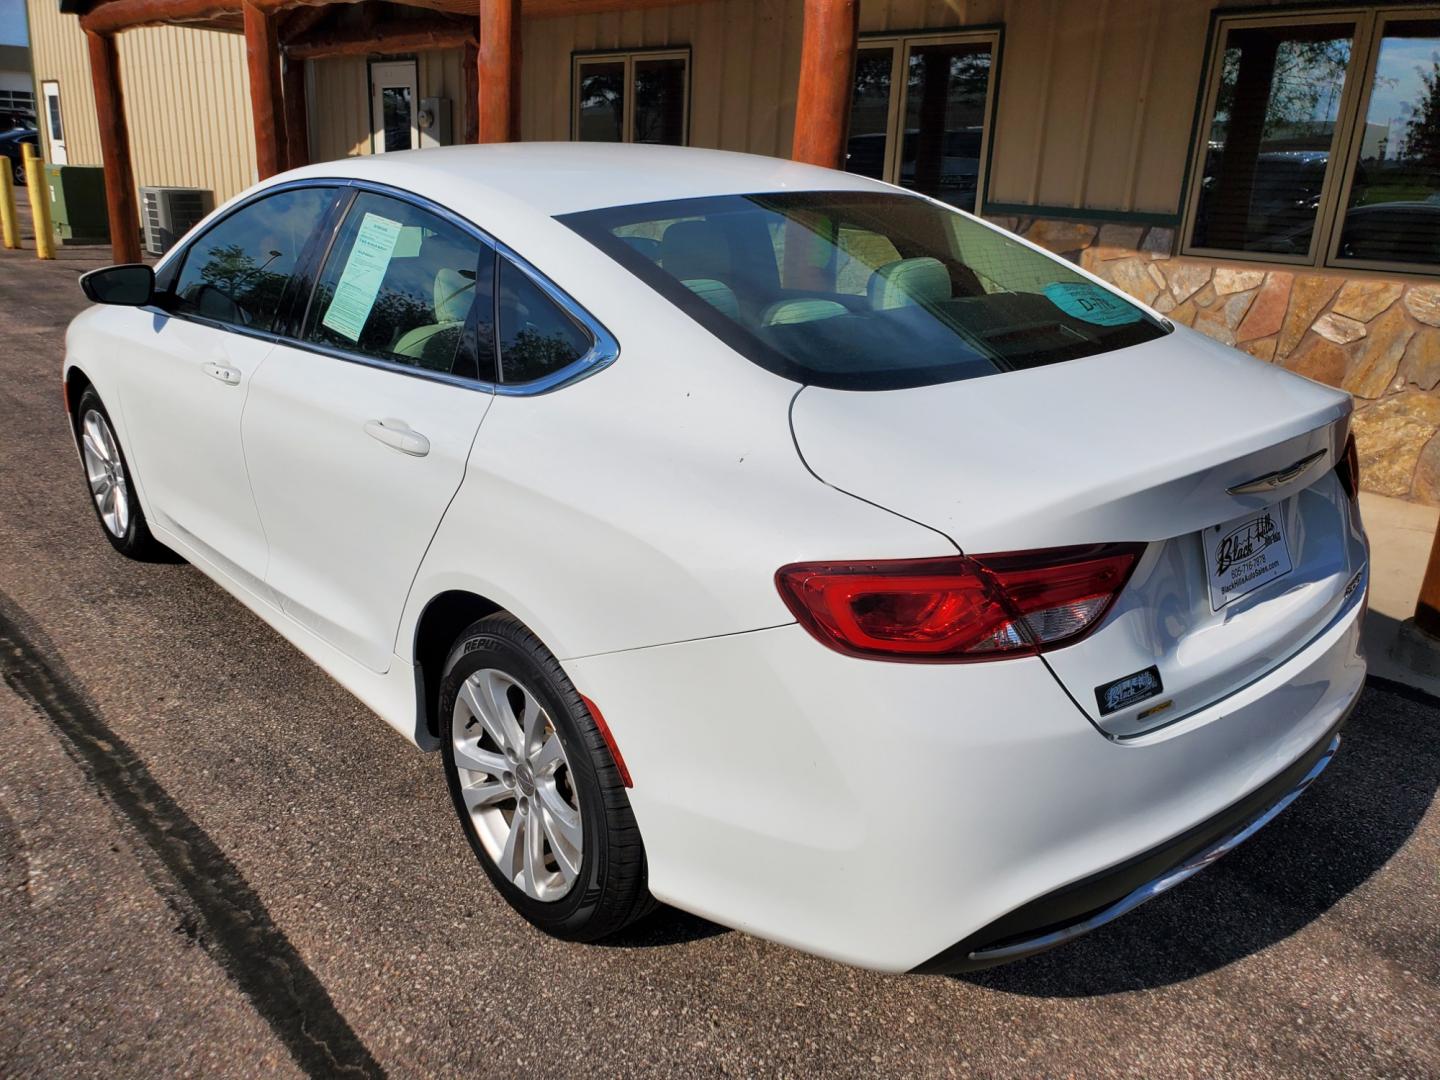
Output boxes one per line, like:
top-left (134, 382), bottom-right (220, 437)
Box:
top-left (439, 614), bottom-right (655, 941)
top-left (11, 159), bottom-right (22, 186)
top-left (74, 388), bottom-right (167, 561)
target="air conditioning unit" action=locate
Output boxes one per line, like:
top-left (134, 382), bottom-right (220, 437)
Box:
top-left (140, 186), bottom-right (213, 255)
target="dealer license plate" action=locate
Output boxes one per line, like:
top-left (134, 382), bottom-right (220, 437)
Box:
top-left (1202, 505), bottom-right (1293, 611)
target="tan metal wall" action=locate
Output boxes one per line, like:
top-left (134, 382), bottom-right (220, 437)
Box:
top-left (520, 0), bottom-right (806, 157)
top-left (980, 0), bottom-right (1212, 215)
top-left (863, 0), bottom-right (1298, 215)
top-left (25, 0), bottom-right (256, 203)
top-left (518, 0), bottom-right (1293, 218)
top-left (23, 0), bottom-right (1305, 215)
top-left (307, 49), bottom-right (467, 164)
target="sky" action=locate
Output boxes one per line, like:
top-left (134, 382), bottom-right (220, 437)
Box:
top-left (1364, 35), bottom-right (1440, 153)
top-left (0, 0), bottom-right (27, 48)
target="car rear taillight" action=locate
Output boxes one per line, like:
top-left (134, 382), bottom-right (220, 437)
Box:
top-left (776, 544), bottom-right (1144, 662)
top-left (1336, 432), bottom-right (1360, 499)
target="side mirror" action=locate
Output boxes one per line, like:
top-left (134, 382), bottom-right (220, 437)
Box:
top-left (79, 263), bottom-right (155, 307)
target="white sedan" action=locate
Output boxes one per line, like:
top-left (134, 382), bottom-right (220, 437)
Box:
top-left (65, 144), bottom-right (1367, 973)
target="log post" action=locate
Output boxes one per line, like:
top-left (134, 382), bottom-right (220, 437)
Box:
top-left (243, 0), bottom-right (288, 178)
top-left (1415, 528), bottom-right (1440, 638)
top-left (791, 0), bottom-right (859, 169)
top-left (283, 55), bottom-right (309, 170)
top-left (478, 0), bottom-right (522, 142)
top-left (84, 30), bottom-right (142, 264)
top-left (463, 40), bottom-right (480, 143)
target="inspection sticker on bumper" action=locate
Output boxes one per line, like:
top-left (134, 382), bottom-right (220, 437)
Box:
top-left (1203, 506), bottom-right (1292, 610)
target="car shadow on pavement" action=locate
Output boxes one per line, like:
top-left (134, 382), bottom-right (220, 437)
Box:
top-left (955, 677), bottom-right (1440, 997)
top-left (598, 903), bottom-right (731, 949)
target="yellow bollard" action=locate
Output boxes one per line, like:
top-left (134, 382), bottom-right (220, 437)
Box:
top-left (0, 166), bottom-right (18, 250)
top-left (21, 143), bottom-right (55, 260)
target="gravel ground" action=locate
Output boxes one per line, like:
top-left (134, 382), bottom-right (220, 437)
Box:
top-left (0, 223), bottom-right (1436, 1079)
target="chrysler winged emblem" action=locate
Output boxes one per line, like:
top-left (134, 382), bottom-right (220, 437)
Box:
top-left (1226, 449), bottom-right (1327, 496)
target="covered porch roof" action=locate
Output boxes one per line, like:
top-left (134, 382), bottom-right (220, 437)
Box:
top-left (62, 0), bottom-right (860, 264)
top-left (60, 0), bottom-right (708, 34)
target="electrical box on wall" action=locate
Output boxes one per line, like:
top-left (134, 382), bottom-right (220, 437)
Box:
top-left (418, 98), bottom-right (453, 149)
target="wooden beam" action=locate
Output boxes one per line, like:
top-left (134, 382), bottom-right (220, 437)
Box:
top-left (77, 0), bottom-right (715, 35)
top-left (279, 3), bottom-right (330, 42)
top-left (243, 1), bottom-right (288, 178)
top-left (790, 0), bottom-right (858, 170)
top-left (84, 30), bottom-right (142, 263)
top-left (523, 0), bottom-right (695, 16)
top-left (478, 0), bottom-right (521, 142)
top-left (285, 17), bottom-right (476, 59)
top-left (1416, 526), bottom-right (1440, 637)
top-left (463, 40), bottom-right (480, 143)
top-left (80, 0), bottom-right (238, 34)
top-left (283, 55), bottom-right (309, 169)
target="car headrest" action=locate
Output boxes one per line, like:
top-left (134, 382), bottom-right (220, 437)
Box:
top-left (868, 257), bottom-right (951, 310)
top-left (682, 278), bottom-right (740, 320)
top-left (661, 220), bottom-right (731, 283)
top-left (434, 268), bottom-right (475, 324)
top-left (761, 298), bottom-right (849, 326)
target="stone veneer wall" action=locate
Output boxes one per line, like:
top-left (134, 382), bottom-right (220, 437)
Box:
top-left (986, 214), bottom-right (1440, 504)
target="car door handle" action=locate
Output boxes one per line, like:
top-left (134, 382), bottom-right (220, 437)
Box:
top-left (364, 418), bottom-right (430, 457)
top-left (201, 361), bottom-right (241, 386)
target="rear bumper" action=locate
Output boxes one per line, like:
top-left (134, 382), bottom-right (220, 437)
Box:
top-left (912, 720), bottom-right (1347, 973)
top-left (564, 580), bottom-right (1366, 972)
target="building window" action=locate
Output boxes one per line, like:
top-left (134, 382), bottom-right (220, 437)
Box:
top-left (842, 31), bottom-right (1000, 213)
top-left (1184, 7), bottom-right (1440, 273)
top-left (572, 49), bottom-right (689, 146)
top-left (0, 89), bottom-right (34, 116)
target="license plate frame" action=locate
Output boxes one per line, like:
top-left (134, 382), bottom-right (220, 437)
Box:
top-left (1202, 504), bottom-right (1293, 611)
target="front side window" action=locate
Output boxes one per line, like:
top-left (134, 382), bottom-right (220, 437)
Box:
top-left (304, 192), bottom-right (492, 378)
top-left (171, 186), bottom-right (336, 331)
top-left (561, 191), bottom-right (1167, 392)
top-left (573, 50), bottom-right (689, 146)
top-left (1186, 8), bottom-right (1440, 272)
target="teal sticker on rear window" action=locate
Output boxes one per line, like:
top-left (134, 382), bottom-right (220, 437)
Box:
top-left (1043, 282), bottom-right (1143, 326)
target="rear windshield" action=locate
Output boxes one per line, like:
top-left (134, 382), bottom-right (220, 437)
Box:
top-left (559, 191), bottom-right (1169, 391)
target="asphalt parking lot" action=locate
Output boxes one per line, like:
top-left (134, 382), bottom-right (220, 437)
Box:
top-left (0, 227), bottom-right (1437, 1080)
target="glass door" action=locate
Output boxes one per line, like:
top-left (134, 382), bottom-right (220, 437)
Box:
top-left (370, 60), bottom-right (419, 154)
top-left (42, 81), bottom-right (66, 165)
top-left (844, 32), bottom-right (998, 211)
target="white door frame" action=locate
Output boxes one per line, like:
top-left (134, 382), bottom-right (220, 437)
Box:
top-left (370, 60), bottom-right (419, 154)
top-left (41, 80), bottom-right (67, 165)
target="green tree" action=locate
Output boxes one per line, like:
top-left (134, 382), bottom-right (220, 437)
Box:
top-left (1403, 58), bottom-right (1440, 168)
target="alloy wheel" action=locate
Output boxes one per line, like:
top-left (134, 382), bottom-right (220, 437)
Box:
top-left (450, 667), bottom-right (584, 901)
top-left (80, 408), bottom-right (130, 538)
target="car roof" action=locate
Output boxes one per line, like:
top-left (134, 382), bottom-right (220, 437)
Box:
top-left (279, 142), bottom-right (892, 219)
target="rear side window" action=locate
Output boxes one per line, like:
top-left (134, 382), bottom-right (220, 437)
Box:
top-left (561, 191), bottom-right (1169, 391)
top-left (304, 192), bottom-right (493, 379)
top-left (171, 185), bottom-right (335, 332)
top-left (496, 256), bottom-right (593, 384)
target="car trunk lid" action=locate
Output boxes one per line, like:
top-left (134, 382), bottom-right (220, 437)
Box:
top-left (789, 326), bottom-right (1366, 736)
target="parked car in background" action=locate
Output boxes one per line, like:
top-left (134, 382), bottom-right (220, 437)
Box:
top-left (0, 127), bottom-right (38, 185)
top-left (60, 144), bottom-right (1367, 973)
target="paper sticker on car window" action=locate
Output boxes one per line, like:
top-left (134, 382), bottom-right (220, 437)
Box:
top-left (1043, 282), bottom-right (1143, 326)
top-left (321, 212), bottom-right (403, 342)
